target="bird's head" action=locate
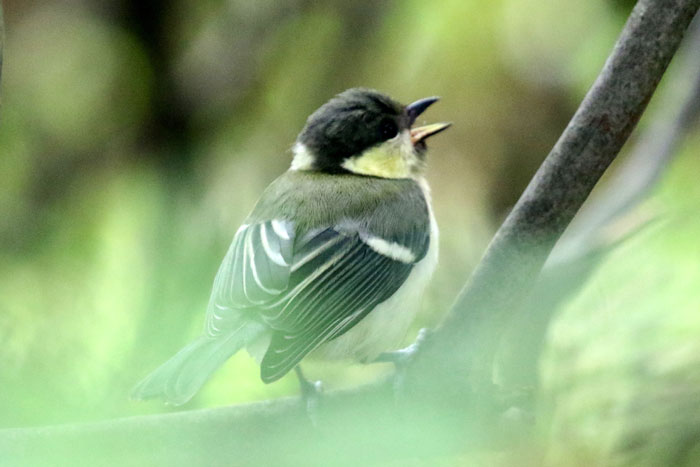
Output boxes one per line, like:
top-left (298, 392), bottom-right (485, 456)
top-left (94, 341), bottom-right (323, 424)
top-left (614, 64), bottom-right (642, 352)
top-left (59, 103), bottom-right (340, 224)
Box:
top-left (291, 88), bottom-right (450, 179)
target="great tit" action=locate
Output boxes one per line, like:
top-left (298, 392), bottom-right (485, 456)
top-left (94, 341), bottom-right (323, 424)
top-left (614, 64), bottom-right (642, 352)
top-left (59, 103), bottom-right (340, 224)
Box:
top-left (132, 88), bottom-right (450, 405)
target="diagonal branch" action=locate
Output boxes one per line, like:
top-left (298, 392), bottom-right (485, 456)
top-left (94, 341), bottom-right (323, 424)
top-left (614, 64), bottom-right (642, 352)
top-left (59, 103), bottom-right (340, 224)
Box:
top-left (408, 0), bottom-right (700, 391)
top-left (558, 14), bottom-right (700, 256)
top-left (497, 14), bottom-right (700, 389)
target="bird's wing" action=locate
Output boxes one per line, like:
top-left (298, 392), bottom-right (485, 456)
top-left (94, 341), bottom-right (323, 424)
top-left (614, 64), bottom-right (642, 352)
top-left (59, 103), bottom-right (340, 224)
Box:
top-left (258, 220), bottom-right (429, 382)
top-left (204, 212), bottom-right (430, 383)
top-left (204, 219), bottom-right (295, 337)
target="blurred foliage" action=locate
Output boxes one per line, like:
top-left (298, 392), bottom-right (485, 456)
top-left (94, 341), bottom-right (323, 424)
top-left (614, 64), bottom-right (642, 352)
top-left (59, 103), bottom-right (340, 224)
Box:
top-left (540, 136), bottom-right (700, 466)
top-left (1, 5), bottom-right (699, 466)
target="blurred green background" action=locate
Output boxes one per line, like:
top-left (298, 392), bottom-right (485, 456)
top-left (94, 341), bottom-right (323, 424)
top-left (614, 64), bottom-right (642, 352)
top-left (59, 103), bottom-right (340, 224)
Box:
top-left (1, 2), bottom-right (698, 456)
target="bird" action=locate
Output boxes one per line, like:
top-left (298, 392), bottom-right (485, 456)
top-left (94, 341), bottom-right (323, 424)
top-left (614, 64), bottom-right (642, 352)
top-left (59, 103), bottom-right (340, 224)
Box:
top-left (131, 88), bottom-right (451, 406)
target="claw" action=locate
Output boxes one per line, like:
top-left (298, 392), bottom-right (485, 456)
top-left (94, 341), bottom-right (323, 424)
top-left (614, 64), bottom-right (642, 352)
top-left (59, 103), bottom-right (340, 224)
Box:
top-left (294, 366), bottom-right (323, 426)
top-left (373, 328), bottom-right (430, 397)
top-left (374, 328), bottom-right (429, 368)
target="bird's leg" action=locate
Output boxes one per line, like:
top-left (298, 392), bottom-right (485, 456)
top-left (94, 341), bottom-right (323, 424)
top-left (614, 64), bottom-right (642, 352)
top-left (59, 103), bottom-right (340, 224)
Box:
top-left (374, 327), bottom-right (429, 368)
top-left (373, 328), bottom-right (430, 394)
top-left (294, 365), bottom-right (323, 424)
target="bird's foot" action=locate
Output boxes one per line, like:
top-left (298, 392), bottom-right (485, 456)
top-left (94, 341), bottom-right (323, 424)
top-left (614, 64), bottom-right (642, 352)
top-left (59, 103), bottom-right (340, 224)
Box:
top-left (373, 328), bottom-right (430, 396)
top-left (374, 327), bottom-right (429, 368)
top-left (294, 366), bottom-right (323, 426)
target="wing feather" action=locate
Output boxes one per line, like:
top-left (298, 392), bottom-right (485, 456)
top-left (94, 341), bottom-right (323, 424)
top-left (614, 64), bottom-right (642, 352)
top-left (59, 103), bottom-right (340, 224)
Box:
top-left (205, 220), bottom-right (294, 336)
top-left (203, 213), bottom-right (428, 381)
top-left (259, 239), bottom-right (413, 382)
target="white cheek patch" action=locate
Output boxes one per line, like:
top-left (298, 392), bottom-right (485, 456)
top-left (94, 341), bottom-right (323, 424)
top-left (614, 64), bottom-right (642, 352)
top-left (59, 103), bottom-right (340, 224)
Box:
top-left (290, 142), bottom-right (315, 171)
top-left (362, 235), bottom-right (416, 263)
top-left (396, 129), bottom-right (414, 155)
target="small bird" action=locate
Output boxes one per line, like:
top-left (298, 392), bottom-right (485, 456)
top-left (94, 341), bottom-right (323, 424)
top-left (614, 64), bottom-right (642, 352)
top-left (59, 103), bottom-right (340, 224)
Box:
top-left (132, 88), bottom-right (450, 405)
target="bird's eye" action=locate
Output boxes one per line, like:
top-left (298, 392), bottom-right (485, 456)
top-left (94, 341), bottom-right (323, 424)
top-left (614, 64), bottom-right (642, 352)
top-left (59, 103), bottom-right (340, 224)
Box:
top-left (379, 119), bottom-right (398, 140)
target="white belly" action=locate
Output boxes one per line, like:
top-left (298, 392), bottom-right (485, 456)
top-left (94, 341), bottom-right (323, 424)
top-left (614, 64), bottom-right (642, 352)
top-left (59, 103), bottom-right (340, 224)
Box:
top-left (313, 211), bottom-right (439, 362)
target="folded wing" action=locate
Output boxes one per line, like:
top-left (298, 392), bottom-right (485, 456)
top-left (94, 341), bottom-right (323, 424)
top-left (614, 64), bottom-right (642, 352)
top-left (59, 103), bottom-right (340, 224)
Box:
top-left (206, 217), bottom-right (429, 382)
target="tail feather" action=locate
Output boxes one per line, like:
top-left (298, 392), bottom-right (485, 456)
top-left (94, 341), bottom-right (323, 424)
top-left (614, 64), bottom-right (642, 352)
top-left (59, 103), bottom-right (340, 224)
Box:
top-left (131, 322), bottom-right (266, 405)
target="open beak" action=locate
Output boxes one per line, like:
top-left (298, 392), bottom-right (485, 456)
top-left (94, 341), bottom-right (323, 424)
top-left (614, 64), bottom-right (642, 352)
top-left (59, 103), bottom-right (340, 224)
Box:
top-left (407, 97), bottom-right (439, 124)
top-left (410, 122), bottom-right (452, 145)
top-left (406, 96), bottom-right (451, 145)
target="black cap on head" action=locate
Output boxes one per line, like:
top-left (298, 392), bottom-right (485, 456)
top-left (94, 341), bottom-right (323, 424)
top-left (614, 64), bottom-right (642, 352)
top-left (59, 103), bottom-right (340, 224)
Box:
top-left (297, 88), bottom-right (408, 173)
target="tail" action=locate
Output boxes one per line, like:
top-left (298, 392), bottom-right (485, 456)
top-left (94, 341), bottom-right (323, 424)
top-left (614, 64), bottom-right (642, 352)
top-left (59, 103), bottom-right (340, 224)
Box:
top-left (131, 322), bottom-right (265, 406)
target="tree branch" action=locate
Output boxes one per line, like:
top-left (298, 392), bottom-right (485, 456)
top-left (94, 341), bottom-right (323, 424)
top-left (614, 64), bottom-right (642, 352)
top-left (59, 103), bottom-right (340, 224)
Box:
top-left (2, 0), bottom-right (699, 465)
top-left (0, 384), bottom-right (513, 466)
top-left (407, 0), bottom-right (700, 391)
top-left (496, 14), bottom-right (700, 389)
top-left (557, 14), bottom-right (700, 258)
